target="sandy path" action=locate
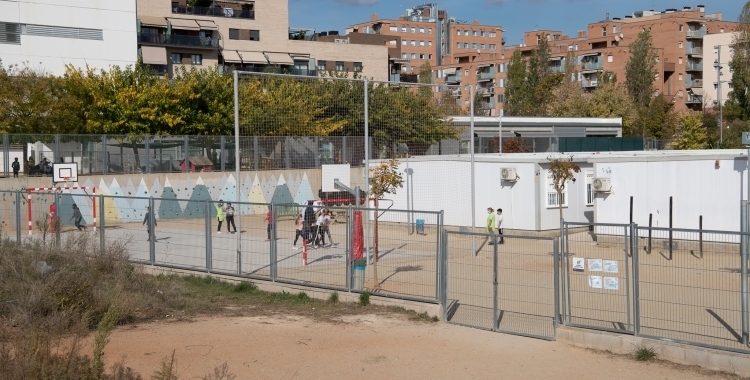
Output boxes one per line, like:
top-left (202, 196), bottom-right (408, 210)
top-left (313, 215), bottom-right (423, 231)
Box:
top-left (101, 315), bottom-right (738, 380)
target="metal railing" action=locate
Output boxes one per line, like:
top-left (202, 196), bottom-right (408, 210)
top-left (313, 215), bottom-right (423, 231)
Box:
top-left (686, 46), bottom-right (704, 55)
top-left (685, 61), bottom-right (704, 71)
top-left (445, 74), bottom-right (462, 83)
top-left (686, 29), bottom-right (706, 38)
top-left (172, 4), bottom-right (255, 20)
top-left (582, 61), bottom-right (603, 71)
top-left (477, 71), bottom-right (496, 81)
top-left (138, 33), bottom-right (221, 48)
top-left (685, 78), bottom-right (703, 88)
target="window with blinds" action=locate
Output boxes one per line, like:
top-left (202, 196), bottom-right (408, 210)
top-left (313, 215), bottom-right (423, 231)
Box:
top-left (23, 24), bottom-right (103, 40)
top-left (0, 22), bottom-right (21, 44)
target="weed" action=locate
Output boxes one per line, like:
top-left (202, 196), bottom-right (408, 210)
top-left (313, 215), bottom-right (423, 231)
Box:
top-left (359, 291), bottom-right (370, 306)
top-left (152, 350), bottom-right (178, 380)
top-left (634, 345), bottom-right (658, 362)
top-left (203, 362), bottom-right (236, 380)
top-left (327, 292), bottom-right (339, 304)
top-left (232, 282), bottom-right (257, 294)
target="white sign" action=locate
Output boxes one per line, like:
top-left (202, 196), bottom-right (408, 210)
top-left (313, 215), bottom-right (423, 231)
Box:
top-left (604, 277), bottom-right (619, 290)
top-left (572, 257), bottom-right (585, 272)
top-left (603, 260), bottom-right (619, 273)
top-left (588, 259), bottom-right (603, 272)
top-left (589, 276), bottom-right (602, 289)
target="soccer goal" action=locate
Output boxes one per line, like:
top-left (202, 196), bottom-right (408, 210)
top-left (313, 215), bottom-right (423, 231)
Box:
top-left (26, 186), bottom-right (97, 235)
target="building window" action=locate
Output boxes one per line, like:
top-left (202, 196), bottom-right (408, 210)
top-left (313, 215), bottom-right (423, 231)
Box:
top-left (419, 28), bottom-right (425, 33)
top-left (679, 24), bottom-right (683, 32)
top-left (498, 79), bottom-right (504, 87)
top-left (473, 31), bottom-right (478, 36)
top-left (537, 35), bottom-right (541, 44)
top-left (489, 44), bottom-right (496, 50)
top-left (490, 32), bottom-right (497, 37)
top-left (229, 28), bottom-right (239, 40)
top-left (0, 22), bottom-right (21, 44)
top-left (354, 62), bottom-right (362, 71)
top-left (402, 53), bottom-right (408, 59)
top-left (679, 73), bottom-right (683, 80)
top-left (547, 172), bottom-right (568, 208)
top-left (607, 55), bottom-right (613, 63)
top-left (401, 27), bottom-right (407, 32)
top-left (318, 60), bottom-right (326, 71)
top-left (249, 30), bottom-right (259, 41)
top-left (411, 40), bottom-right (416, 45)
top-left (601, 26), bottom-right (606, 37)
top-left (389, 40), bottom-right (396, 45)
top-left (585, 170), bottom-right (594, 206)
top-left (465, 69), bottom-right (469, 76)
top-left (679, 41), bottom-right (683, 48)
top-left (679, 57), bottom-right (683, 64)
top-left (411, 53), bottom-right (417, 59)
top-left (427, 28), bottom-right (432, 33)
top-left (191, 54), bottom-right (202, 65)
top-left (336, 61), bottom-right (344, 71)
top-left (402, 40), bottom-right (407, 45)
top-left (171, 53), bottom-right (181, 64)
top-left (411, 27), bottom-right (416, 33)
top-left (428, 41), bottom-right (432, 46)
top-left (390, 26), bottom-right (397, 32)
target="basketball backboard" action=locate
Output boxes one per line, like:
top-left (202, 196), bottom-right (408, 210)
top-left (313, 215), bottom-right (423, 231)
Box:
top-left (53, 163), bottom-right (78, 184)
top-left (322, 164), bottom-right (350, 192)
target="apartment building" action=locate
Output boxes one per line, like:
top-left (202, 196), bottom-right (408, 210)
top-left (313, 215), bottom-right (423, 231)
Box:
top-left (703, 32), bottom-right (737, 107)
top-left (348, 3), bottom-right (503, 74)
top-left (520, 5), bottom-right (736, 112)
top-left (0, 0), bottom-right (137, 75)
top-left (136, 0), bottom-right (389, 80)
top-left (432, 4), bottom-right (737, 116)
top-left (317, 32), bottom-right (408, 82)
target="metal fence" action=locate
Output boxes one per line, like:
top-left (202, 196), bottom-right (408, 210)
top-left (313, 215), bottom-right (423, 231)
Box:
top-left (442, 230), bottom-right (559, 340)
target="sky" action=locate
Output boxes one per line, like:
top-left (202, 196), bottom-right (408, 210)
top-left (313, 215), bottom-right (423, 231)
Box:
top-left (289, 0), bottom-right (746, 45)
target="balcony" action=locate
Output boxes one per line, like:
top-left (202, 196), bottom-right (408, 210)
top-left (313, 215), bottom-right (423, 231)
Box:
top-left (478, 87), bottom-right (494, 96)
top-left (480, 100), bottom-right (496, 109)
top-left (581, 61), bottom-right (603, 72)
top-left (139, 33), bottom-right (220, 49)
top-left (477, 70), bottom-right (496, 81)
top-left (685, 94), bottom-right (703, 104)
top-left (550, 65), bottom-right (565, 73)
top-left (686, 29), bottom-right (706, 39)
top-left (685, 61), bottom-right (703, 71)
top-left (450, 89), bottom-right (462, 97)
top-left (685, 78), bottom-right (703, 88)
top-left (172, 4), bottom-right (255, 20)
top-left (445, 73), bottom-right (462, 83)
top-left (581, 79), bottom-right (598, 88)
top-left (686, 46), bottom-right (703, 56)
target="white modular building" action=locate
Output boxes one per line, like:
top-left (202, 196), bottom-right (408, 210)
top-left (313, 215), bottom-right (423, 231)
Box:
top-left (0, 0), bottom-right (137, 75)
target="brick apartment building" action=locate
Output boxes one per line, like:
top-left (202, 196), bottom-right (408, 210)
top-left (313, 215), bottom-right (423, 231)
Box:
top-left (348, 3), bottom-right (504, 75)
top-left (430, 4), bottom-right (737, 116)
top-left (135, 0), bottom-right (389, 80)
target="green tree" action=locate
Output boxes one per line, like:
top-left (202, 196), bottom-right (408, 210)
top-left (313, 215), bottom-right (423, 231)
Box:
top-left (728, 2), bottom-right (750, 120)
top-left (505, 50), bottom-right (530, 116)
top-left (548, 156), bottom-right (580, 221)
top-left (418, 61), bottom-right (433, 84)
top-left (672, 111), bottom-right (709, 149)
top-left (635, 95), bottom-right (676, 140)
top-left (587, 81), bottom-right (638, 135)
top-left (625, 29), bottom-right (658, 108)
top-left (368, 159), bottom-right (404, 288)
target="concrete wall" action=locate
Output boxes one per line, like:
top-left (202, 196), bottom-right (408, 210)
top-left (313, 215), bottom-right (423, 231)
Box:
top-left (0, 0), bottom-right (137, 74)
top-left (538, 162), bottom-right (594, 231)
top-left (593, 157), bottom-right (746, 232)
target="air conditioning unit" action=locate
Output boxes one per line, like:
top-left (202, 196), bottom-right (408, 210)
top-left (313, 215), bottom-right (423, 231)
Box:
top-left (592, 178), bottom-right (612, 192)
top-left (500, 168), bottom-right (518, 182)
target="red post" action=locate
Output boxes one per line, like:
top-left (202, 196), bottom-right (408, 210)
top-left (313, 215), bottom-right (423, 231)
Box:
top-left (49, 203), bottom-right (57, 233)
top-left (302, 237), bottom-right (308, 266)
top-left (92, 187), bottom-right (97, 232)
top-left (27, 191), bottom-right (32, 235)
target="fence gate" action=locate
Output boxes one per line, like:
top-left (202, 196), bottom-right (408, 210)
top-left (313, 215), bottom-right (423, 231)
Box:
top-left (562, 222), bottom-right (633, 333)
top-left (442, 230), bottom-right (558, 340)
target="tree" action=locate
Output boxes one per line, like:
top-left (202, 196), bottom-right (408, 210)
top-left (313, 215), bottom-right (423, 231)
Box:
top-left (505, 50), bottom-right (530, 116)
top-left (728, 1), bottom-right (750, 120)
top-left (672, 111), bottom-right (709, 150)
top-left (368, 159), bottom-right (404, 288)
top-left (587, 81), bottom-right (638, 135)
top-left (625, 29), bottom-right (658, 109)
top-left (503, 137), bottom-right (530, 153)
top-left (418, 61), bottom-right (433, 84)
top-left (636, 95), bottom-right (677, 140)
top-left (547, 156), bottom-right (580, 221)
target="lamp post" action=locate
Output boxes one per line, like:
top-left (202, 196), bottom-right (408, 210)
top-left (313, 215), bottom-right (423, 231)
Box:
top-left (714, 45), bottom-right (724, 147)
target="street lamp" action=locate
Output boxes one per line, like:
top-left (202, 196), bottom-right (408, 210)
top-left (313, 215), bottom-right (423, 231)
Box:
top-left (714, 45), bottom-right (725, 146)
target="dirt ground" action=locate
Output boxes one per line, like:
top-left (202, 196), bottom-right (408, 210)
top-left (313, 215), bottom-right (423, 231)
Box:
top-left (99, 315), bottom-right (743, 380)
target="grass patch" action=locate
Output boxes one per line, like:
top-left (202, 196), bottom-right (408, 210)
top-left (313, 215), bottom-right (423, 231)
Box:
top-left (327, 292), bottom-right (339, 304)
top-left (634, 345), bottom-right (658, 362)
top-left (359, 291), bottom-right (371, 306)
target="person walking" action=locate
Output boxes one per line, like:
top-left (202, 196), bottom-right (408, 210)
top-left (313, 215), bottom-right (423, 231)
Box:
top-left (496, 208), bottom-right (505, 244)
top-left (11, 158), bottom-right (20, 178)
top-left (224, 202), bottom-right (237, 233)
top-left (321, 209), bottom-right (333, 247)
top-left (71, 204), bottom-right (85, 231)
top-left (293, 213), bottom-right (304, 249)
top-left (215, 201), bottom-right (225, 234)
top-left (143, 206), bottom-right (157, 241)
top-left (264, 208), bottom-right (272, 241)
top-left (486, 207), bottom-right (495, 245)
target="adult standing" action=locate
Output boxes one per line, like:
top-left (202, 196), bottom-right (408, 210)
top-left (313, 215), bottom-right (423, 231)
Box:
top-left (143, 206), bottom-right (157, 241)
top-left (11, 158), bottom-right (20, 178)
top-left (215, 201), bottom-right (225, 234)
top-left (486, 207), bottom-right (495, 245)
top-left (496, 208), bottom-right (505, 244)
top-left (224, 202), bottom-right (237, 234)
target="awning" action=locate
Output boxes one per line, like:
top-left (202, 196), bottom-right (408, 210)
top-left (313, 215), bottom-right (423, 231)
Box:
top-left (222, 50), bottom-right (242, 63)
top-left (580, 52), bottom-right (600, 57)
top-left (549, 56), bottom-right (563, 61)
top-left (196, 20), bottom-right (218, 30)
top-left (689, 88), bottom-right (704, 96)
top-left (139, 16), bottom-right (167, 28)
top-left (167, 18), bottom-right (200, 31)
top-left (141, 46), bottom-right (167, 65)
top-left (443, 67), bottom-right (457, 75)
top-left (477, 63), bottom-right (491, 68)
top-left (265, 52), bottom-right (294, 65)
top-left (238, 51), bottom-right (267, 64)
top-left (290, 54), bottom-right (310, 61)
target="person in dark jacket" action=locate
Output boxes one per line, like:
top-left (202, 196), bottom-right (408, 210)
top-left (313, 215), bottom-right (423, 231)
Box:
top-left (142, 206), bottom-right (157, 241)
top-left (70, 204), bottom-right (85, 231)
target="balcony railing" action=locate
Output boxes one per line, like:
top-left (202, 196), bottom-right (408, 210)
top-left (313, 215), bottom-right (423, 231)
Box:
top-left (172, 5), bottom-right (255, 20)
top-left (477, 70), bottom-right (496, 81)
top-left (686, 29), bottom-right (706, 38)
top-left (480, 100), bottom-right (496, 109)
top-left (686, 46), bottom-right (703, 56)
top-left (685, 95), bottom-right (703, 104)
top-left (685, 61), bottom-right (703, 71)
top-left (445, 74), bottom-right (462, 83)
top-left (685, 78), bottom-right (703, 88)
top-left (582, 61), bottom-right (603, 71)
top-left (139, 33), bottom-right (220, 48)
top-left (550, 65), bottom-right (564, 73)
top-left (581, 79), bottom-right (598, 88)
top-left (478, 87), bottom-right (494, 96)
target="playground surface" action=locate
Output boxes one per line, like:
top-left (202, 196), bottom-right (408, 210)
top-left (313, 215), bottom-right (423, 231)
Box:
top-left (95, 314), bottom-right (739, 380)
